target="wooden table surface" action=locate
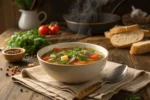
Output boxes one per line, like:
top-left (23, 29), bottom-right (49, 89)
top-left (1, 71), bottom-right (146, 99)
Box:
top-left (0, 28), bottom-right (150, 100)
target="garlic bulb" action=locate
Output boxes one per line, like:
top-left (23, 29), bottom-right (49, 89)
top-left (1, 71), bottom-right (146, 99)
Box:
top-left (130, 6), bottom-right (147, 18)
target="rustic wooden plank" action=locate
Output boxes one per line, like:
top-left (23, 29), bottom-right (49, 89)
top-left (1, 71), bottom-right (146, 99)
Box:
top-left (127, 47), bottom-right (150, 100)
top-left (108, 48), bottom-right (150, 100)
top-left (0, 79), bottom-right (15, 100)
top-left (6, 83), bottom-right (33, 100)
top-left (78, 36), bottom-right (114, 50)
top-left (14, 7), bottom-right (20, 26)
top-left (129, 53), bottom-right (150, 71)
top-left (0, 51), bottom-right (32, 100)
top-left (137, 87), bottom-right (150, 100)
top-left (145, 85), bottom-right (150, 99)
top-left (110, 48), bottom-right (150, 100)
top-left (0, 48), bottom-right (35, 100)
top-left (3, 0), bottom-right (16, 29)
top-left (111, 85), bottom-right (150, 100)
top-left (0, 53), bottom-right (17, 100)
top-left (111, 91), bottom-right (135, 100)
top-left (0, 28), bottom-right (20, 48)
top-left (108, 48), bottom-right (134, 68)
top-left (31, 92), bottom-right (51, 100)
top-left (1, 28), bottom-right (150, 100)
top-left (0, 0), bottom-right (6, 34)
top-left (0, 0), bottom-right (16, 34)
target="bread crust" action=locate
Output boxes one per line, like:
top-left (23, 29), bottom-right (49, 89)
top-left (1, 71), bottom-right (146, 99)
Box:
top-left (110, 24), bottom-right (140, 35)
top-left (130, 40), bottom-right (150, 54)
top-left (105, 29), bottom-right (150, 39)
top-left (104, 31), bottom-right (112, 39)
top-left (142, 29), bottom-right (150, 37)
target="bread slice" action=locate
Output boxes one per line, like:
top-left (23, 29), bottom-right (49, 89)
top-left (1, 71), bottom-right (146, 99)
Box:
top-left (104, 31), bottom-right (112, 39)
top-left (110, 29), bottom-right (144, 48)
top-left (130, 40), bottom-right (150, 54)
top-left (104, 25), bottom-right (122, 39)
top-left (105, 29), bottom-right (150, 39)
top-left (142, 29), bottom-right (150, 37)
top-left (110, 24), bottom-right (140, 35)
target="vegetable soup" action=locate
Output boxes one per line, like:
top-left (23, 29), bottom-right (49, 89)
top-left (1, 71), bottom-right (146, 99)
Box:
top-left (42, 47), bottom-right (104, 65)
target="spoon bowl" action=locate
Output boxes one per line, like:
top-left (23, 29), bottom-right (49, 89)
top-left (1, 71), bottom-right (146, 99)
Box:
top-left (104, 64), bottom-right (128, 83)
top-left (73, 64), bottom-right (128, 100)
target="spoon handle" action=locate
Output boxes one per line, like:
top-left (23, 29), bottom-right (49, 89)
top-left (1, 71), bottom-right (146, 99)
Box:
top-left (73, 82), bottom-right (102, 100)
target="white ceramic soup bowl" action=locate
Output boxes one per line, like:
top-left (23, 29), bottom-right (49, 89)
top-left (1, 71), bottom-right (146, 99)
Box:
top-left (37, 42), bottom-right (108, 84)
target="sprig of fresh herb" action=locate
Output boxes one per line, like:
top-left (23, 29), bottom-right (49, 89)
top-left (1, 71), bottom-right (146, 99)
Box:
top-left (125, 95), bottom-right (142, 100)
top-left (13, 0), bottom-right (33, 10)
top-left (7, 29), bottom-right (50, 55)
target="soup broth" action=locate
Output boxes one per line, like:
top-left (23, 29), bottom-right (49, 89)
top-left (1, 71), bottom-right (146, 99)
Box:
top-left (42, 47), bottom-right (104, 65)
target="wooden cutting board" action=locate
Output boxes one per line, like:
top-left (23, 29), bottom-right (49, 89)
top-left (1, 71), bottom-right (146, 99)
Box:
top-left (45, 27), bottom-right (89, 43)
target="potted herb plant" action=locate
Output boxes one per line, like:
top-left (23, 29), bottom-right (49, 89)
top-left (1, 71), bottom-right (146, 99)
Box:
top-left (13, 0), bottom-right (34, 10)
top-left (13, 0), bottom-right (47, 30)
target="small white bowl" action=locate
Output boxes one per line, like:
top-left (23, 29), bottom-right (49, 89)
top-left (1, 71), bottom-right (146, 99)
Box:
top-left (37, 42), bottom-right (108, 84)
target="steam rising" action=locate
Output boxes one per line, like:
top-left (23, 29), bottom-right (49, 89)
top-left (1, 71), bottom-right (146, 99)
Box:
top-left (66, 0), bottom-right (110, 23)
top-left (62, 0), bottom-right (117, 39)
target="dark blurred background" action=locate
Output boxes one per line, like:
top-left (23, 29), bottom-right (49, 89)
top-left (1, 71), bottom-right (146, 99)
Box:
top-left (0, 0), bottom-right (150, 34)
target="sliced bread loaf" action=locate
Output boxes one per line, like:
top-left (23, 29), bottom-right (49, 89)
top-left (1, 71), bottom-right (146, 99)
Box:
top-left (110, 24), bottom-right (140, 35)
top-left (104, 31), bottom-right (112, 39)
top-left (105, 29), bottom-right (150, 39)
top-left (110, 29), bottom-right (144, 48)
top-left (142, 29), bottom-right (150, 37)
top-left (130, 40), bottom-right (150, 54)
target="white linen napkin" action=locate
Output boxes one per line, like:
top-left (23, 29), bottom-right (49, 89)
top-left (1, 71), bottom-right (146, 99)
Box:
top-left (12, 61), bottom-right (150, 100)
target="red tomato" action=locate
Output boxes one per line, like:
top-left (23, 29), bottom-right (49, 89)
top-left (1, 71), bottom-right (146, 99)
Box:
top-left (48, 25), bottom-right (60, 35)
top-left (38, 25), bottom-right (49, 35)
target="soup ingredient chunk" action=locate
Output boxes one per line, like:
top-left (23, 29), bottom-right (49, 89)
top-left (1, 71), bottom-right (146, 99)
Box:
top-left (42, 47), bottom-right (104, 65)
top-left (61, 55), bottom-right (69, 61)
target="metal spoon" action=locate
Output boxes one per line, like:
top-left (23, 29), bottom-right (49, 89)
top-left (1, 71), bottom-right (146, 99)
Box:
top-left (73, 64), bottom-right (128, 100)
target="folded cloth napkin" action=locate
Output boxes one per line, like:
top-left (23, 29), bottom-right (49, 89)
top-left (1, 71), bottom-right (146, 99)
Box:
top-left (12, 61), bottom-right (150, 100)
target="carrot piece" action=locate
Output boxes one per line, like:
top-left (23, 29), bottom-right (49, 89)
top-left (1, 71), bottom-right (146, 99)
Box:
top-left (76, 61), bottom-right (86, 64)
top-left (42, 56), bottom-right (50, 61)
top-left (90, 54), bottom-right (99, 59)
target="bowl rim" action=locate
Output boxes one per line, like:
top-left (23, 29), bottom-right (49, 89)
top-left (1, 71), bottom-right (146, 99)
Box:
top-left (2, 48), bottom-right (25, 55)
top-left (37, 42), bottom-right (109, 67)
top-left (63, 13), bottom-right (121, 25)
